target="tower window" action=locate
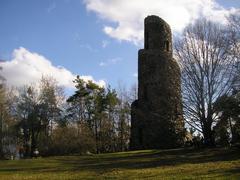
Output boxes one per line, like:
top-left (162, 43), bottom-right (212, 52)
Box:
top-left (165, 41), bottom-right (169, 51)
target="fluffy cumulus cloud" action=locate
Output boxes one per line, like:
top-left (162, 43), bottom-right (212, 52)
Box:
top-left (84, 0), bottom-right (238, 45)
top-left (1, 47), bottom-right (105, 88)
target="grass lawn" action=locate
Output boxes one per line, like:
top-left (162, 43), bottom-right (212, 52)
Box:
top-left (0, 148), bottom-right (239, 179)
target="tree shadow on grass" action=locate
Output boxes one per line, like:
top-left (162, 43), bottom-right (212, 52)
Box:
top-left (1, 148), bottom-right (239, 177)
top-left (58, 148), bottom-right (240, 173)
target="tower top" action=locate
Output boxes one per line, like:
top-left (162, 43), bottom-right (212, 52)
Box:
top-left (145, 15), bottom-right (169, 26)
top-left (144, 15), bottom-right (172, 52)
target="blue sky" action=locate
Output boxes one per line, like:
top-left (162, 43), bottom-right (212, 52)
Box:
top-left (0, 0), bottom-right (239, 91)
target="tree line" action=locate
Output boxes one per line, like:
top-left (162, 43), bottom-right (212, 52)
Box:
top-left (0, 75), bottom-right (135, 158)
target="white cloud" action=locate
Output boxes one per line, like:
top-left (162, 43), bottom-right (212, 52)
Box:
top-left (99, 57), bottom-right (122, 67)
top-left (83, 0), bottom-right (238, 45)
top-left (102, 40), bottom-right (109, 48)
top-left (1, 47), bottom-right (105, 88)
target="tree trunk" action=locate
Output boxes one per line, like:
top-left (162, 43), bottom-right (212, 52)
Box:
top-left (203, 123), bottom-right (215, 147)
top-left (31, 129), bottom-right (36, 157)
top-left (94, 119), bottom-right (99, 154)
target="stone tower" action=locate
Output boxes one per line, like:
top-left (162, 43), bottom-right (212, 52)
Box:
top-left (130, 15), bottom-right (184, 149)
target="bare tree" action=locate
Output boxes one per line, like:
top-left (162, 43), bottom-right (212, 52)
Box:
top-left (116, 83), bottom-right (132, 151)
top-left (228, 11), bottom-right (240, 91)
top-left (38, 76), bottom-right (64, 135)
top-left (175, 19), bottom-right (238, 146)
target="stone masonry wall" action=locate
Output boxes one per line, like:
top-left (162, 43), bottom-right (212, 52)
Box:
top-left (130, 15), bottom-right (184, 150)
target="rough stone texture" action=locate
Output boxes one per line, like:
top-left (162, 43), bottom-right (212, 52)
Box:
top-left (130, 15), bottom-right (185, 150)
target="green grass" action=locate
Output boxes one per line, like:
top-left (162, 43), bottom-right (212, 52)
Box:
top-left (0, 148), bottom-right (239, 179)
